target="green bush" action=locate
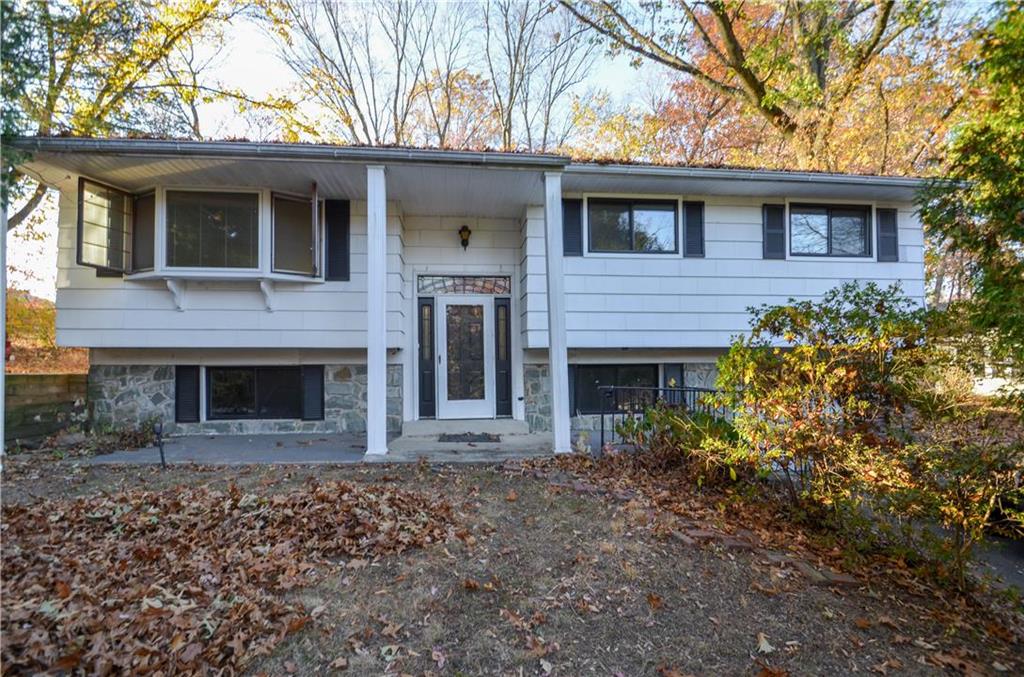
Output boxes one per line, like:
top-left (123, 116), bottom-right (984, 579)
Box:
top-left (615, 401), bottom-right (737, 481)
top-left (710, 281), bottom-right (926, 515)
top-left (671, 280), bottom-right (1024, 590)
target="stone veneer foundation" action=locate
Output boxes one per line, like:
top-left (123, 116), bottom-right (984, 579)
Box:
top-left (87, 364), bottom-right (402, 436)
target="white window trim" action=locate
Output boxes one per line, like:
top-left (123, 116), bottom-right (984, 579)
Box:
top-left (783, 198), bottom-right (878, 262)
top-left (580, 192), bottom-right (684, 258)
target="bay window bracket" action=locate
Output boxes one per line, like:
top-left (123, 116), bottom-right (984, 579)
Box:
top-left (165, 278), bottom-right (187, 311)
top-left (259, 278), bottom-right (275, 312)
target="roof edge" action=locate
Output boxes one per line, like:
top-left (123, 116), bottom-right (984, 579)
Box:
top-left (11, 136), bottom-right (572, 168)
top-left (565, 162), bottom-right (926, 187)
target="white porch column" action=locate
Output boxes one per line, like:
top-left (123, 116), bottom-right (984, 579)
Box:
top-left (543, 172), bottom-right (571, 453)
top-left (365, 165), bottom-right (388, 455)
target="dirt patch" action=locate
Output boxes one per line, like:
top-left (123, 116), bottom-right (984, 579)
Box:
top-left (2, 459), bottom-right (1022, 675)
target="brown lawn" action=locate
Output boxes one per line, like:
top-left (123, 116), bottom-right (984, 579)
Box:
top-left (2, 451), bottom-right (1022, 675)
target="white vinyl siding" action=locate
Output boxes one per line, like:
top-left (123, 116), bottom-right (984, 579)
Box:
top-left (520, 195), bottom-right (924, 349)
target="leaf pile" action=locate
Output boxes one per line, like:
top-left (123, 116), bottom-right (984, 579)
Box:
top-left (1, 480), bottom-right (453, 674)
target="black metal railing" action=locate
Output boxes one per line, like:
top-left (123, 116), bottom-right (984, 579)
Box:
top-left (596, 385), bottom-right (727, 449)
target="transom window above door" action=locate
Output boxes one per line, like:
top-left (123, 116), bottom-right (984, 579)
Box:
top-left (417, 275), bottom-right (511, 295)
top-left (588, 198), bottom-right (678, 253)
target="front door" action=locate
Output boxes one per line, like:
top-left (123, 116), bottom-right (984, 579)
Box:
top-left (436, 295), bottom-right (495, 419)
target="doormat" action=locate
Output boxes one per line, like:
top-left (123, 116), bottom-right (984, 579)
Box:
top-left (438, 433), bottom-right (501, 443)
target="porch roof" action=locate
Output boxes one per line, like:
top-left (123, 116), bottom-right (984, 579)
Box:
top-left (13, 137), bottom-right (927, 212)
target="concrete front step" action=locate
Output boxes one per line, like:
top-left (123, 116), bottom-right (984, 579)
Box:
top-left (373, 432), bottom-right (554, 463)
top-left (400, 418), bottom-right (530, 438)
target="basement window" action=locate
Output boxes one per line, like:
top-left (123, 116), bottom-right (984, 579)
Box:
top-left (206, 366), bottom-right (323, 420)
top-left (572, 364), bottom-right (658, 414)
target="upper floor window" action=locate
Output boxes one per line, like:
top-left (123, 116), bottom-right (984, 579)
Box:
top-left (588, 198), bottom-right (677, 253)
top-left (77, 181), bottom-right (327, 277)
top-left (790, 204), bottom-right (871, 257)
top-left (77, 178), bottom-right (131, 273)
top-left (166, 190), bottom-right (259, 268)
top-left (272, 194), bottom-right (318, 275)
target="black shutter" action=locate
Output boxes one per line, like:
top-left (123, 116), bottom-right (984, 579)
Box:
top-left (495, 298), bottom-right (512, 416)
top-left (877, 208), bottom-right (899, 262)
top-left (301, 365), bottom-right (325, 420)
top-left (683, 201), bottom-right (705, 257)
top-left (568, 364), bottom-right (577, 414)
top-left (418, 298), bottom-right (436, 418)
top-left (325, 199), bottom-right (350, 281)
top-left (762, 204), bottom-right (786, 259)
top-left (175, 366), bottom-right (200, 423)
top-left (562, 198), bottom-right (583, 256)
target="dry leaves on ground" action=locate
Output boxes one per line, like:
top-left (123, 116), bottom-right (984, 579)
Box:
top-left (1, 479), bottom-right (453, 674)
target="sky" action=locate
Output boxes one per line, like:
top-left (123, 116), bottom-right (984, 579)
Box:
top-left (6, 13), bottom-right (650, 301)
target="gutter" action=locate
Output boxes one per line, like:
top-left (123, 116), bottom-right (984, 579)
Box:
top-left (565, 162), bottom-right (927, 188)
top-left (10, 137), bottom-right (572, 169)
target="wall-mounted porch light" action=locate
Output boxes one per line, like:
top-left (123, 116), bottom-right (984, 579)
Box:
top-left (458, 224), bottom-right (472, 250)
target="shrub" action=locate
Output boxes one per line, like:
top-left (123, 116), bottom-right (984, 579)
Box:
top-left (615, 402), bottom-right (737, 480)
top-left (888, 344), bottom-right (1024, 589)
top-left (711, 282), bottom-right (927, 515)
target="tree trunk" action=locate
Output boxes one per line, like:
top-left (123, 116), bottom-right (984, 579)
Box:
top-left (6, 181), bottom-right (48, 232)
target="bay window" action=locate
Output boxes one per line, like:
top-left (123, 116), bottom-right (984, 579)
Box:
top-left (790, 204), bottom-right (871, 257)
top-left (166, 190), bottom-right (259, 268)
top-left (77, 181), bottom-right (325, 277)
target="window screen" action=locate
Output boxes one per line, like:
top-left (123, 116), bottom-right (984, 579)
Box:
top-left (166, 190), bottom-right (258, 268)
top-left (273, 194), bottom-right (317, 275)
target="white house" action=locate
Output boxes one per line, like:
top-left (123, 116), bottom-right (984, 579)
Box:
top-left (14, 138), bottom-right (926, 455)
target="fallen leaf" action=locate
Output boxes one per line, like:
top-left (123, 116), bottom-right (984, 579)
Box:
top-left (463, 578), bottom-right (480, 591)
top-left (646, 592), bottom-right (664, 610)
top-left (757, 632), bottom-right (776, 654)
top-left (506, 489), bottom-right (518, 502)
top-left (854, 617), bottom-right (872, 630)
top-left (329, 656), bottom-right (348, 670)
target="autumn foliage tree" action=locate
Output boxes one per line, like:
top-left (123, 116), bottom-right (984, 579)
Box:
top-left (919, 1), bottom-right (1024, 403)
top-left (562, 0), bottom-right (975, 174)
top-left (3, 0), bottom-right (234, 230)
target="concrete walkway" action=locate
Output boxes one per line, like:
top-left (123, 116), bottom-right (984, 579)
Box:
top-left (86, 433), bottom-right (370, 465)
top-left (85, 431), bottom-right (556, 465)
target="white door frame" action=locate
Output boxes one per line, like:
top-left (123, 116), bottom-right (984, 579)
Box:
top-left (436, 295), bottom-right (495, 419)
